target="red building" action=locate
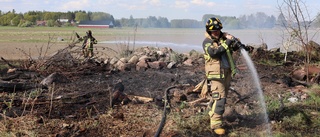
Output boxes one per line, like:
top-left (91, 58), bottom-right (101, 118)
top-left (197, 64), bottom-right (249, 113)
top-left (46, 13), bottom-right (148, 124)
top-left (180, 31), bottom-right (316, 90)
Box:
top-left (78, 20), bottom-right (114, 28)
top-left (36, 20), bottom-right (47, 26)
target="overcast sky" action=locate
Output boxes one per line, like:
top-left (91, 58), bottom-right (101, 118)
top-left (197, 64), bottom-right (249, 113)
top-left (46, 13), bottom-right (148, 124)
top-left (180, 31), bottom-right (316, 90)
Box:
top-left (1, 0), bottom-right (319, 20)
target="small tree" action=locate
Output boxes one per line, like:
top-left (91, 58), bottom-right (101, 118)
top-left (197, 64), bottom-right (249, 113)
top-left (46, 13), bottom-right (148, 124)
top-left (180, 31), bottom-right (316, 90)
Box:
top-left (277, 0), bottom-right (317, 82)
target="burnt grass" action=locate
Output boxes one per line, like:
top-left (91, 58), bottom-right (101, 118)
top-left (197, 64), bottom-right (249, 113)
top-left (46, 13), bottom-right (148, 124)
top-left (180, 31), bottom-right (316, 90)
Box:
top-left (0, 49), bottom-right (319, 137)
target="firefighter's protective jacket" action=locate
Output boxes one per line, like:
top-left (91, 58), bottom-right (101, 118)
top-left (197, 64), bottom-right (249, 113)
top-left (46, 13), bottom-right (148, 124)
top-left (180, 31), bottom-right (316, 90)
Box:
top-left (198, 32), bottom-right (237, 97)
top-left (203, 32), bottom-right (237, 80)
top-left (81, 36), bottom-right (97, 50)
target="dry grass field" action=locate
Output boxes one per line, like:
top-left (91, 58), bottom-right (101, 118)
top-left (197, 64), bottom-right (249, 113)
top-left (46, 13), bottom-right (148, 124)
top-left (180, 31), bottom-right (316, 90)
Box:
top-left (1, 26), bottom-right (320, 137)
top-left (0, 26), bottom-right (205, 60)
top-left (0, 27), bottom-right (124, 60)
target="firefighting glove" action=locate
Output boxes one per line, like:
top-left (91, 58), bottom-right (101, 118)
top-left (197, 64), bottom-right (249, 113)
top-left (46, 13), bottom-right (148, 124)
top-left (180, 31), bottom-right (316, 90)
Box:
top-left (234, 41), bottom-right (246, 49)
top-left (244, 45), bottom-right (253, 51)
top-left (226, 37), bottom-right (238, 49)
top-left (227, 38), bottom-right (245, 51)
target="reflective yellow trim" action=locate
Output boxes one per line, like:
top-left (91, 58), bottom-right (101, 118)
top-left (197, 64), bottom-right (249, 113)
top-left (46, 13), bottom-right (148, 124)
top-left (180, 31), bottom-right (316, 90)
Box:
top-left (221, 40), bottom-right (237, 77)
top-left (206, 74), bottom-right (223, 79)
top-left (211, 120), bottom-right (222, 126)
top-left (220, 42), bottom-right (228, 50)
top-left (204, 43), bottom-right (223, 79)
top-left (209, 100), bottom-right (217, 117)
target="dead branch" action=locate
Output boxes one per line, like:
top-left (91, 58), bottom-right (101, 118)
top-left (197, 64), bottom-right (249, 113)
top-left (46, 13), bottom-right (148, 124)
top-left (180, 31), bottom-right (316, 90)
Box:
top-left (1, 73), bottom-right (21, 81)
top-left (186, 97), bottom-right (208, 106)
top-left (0, 57), bottom-right (18, 68)
top-left (129, 95), bottom-right (154, 103)
top-left (0, 80), bottom-right (41, 92)
top-left (291, 77), bottom-right (311, 87)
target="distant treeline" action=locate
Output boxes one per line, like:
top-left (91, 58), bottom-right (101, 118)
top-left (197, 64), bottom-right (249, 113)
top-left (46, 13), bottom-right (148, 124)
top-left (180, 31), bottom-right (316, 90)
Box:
top-left (0, 9), bottom-right (319, 29)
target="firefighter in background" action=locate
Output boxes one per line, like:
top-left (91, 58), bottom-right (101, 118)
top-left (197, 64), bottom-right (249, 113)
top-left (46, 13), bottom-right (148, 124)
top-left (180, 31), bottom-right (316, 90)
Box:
top-left (79, 30), bottom-right (97, 59)
top-left (200, 17), bottom-right (249, 135)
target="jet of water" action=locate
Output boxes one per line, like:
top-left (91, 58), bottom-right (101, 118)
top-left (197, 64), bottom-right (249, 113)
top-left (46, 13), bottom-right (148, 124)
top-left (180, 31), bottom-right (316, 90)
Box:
top-left (240, 48), bottom-right (271, 135)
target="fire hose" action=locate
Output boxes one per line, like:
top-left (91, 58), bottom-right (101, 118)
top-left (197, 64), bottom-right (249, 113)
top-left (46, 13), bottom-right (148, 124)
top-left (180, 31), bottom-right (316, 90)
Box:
top-left (154, 84), bottom-right (190, 137)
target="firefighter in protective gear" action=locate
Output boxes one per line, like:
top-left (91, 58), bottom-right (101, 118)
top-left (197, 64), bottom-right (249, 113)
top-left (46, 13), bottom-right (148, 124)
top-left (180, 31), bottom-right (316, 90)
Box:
top-left (202, 17), bottom-right (246, 135)
top-left (79, 30), bottom-right (97, 59)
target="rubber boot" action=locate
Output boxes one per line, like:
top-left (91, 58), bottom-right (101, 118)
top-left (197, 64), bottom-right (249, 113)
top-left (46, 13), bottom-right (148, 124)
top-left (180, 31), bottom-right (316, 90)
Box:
top-left (210, 114), bottom-right (225, 135)
top-left (214, 128), bottom-right (225, 135)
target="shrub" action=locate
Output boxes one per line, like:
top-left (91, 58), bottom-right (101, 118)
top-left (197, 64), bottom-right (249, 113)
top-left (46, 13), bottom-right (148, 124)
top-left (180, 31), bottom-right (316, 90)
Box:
top-left (18, 20), bottom-right (33, 27)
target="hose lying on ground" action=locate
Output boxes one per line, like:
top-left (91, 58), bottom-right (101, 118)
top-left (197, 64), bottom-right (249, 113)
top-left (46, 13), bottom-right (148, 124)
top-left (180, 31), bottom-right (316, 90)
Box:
top-left (154, 84), bottom-right (190, 137)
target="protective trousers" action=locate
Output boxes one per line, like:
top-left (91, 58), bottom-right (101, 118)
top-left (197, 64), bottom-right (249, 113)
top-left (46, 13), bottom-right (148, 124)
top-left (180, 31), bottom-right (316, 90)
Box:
top-left (208, 69), bottom-right (231, 129)
top-left (84, 38), bottom-right (94, 58)
top-left (83, 48), bottom-right (94, 58)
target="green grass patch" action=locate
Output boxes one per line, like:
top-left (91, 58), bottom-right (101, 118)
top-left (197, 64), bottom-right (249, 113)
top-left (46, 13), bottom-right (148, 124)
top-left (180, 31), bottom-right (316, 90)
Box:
top-left (257, 59), bottom-right (284, 66)
top-left (266, 86), bottom-right (320, 136)
top-left (168, 111), bottom-right (211, 136)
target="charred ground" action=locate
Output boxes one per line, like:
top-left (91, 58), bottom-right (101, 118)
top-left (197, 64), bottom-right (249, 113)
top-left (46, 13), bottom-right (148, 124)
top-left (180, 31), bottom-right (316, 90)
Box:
top-left (0, 47), bottom-right (320, 137)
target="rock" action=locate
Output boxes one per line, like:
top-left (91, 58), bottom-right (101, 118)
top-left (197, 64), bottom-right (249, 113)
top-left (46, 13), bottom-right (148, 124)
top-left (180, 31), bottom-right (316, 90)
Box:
top-left (183, 58), bottom-right (193, 66)
top-left (119, 58), bottom-right (128, 63)
top-left (136, 59), bottom-right (148, 71)
top-left (142, 46), bottom-right (152, 55)
top-left (188, 50), bottom-right (202, 60)
top-left (166, 47), bottom-right (173, 53)
top-left (247, 43), bottom-right (268, 50)
top-left (103, 58), bottom-right (109, 64)
top-left (291, 69), bottom-right (306, 81)
top-left (269, 48), bottom-right (280, 52)
top-left (128, 55), bottom-right (139, 64)
top-left (167, 62), bottom-right (177, 69)
top-left (158, 57), bottom-right (166, 62)
top-left (115, 60), bottom-right (125, 70)
top-left (147, 61), bottom-right (166, 69)
top-left (139, 55), bottom-right (149, 61)
top-left (288, 97), bottom-right (298, 103)
top-left (169, 53), bottom-right (181, 62)
top-left (196, 58), bottom-right (205, 65)
top-left (160, 47), bottom-right (173, 54)
top-left (40, 72), bottom-right (70, 87)
top-left (109, 57), bottom-right (118, 65)
top-left (156, 50), bottom-right (165, 57)
top-left (116, 61), bottom-right (132, 71)
top-left (7, 68), bottom-right (16, 73)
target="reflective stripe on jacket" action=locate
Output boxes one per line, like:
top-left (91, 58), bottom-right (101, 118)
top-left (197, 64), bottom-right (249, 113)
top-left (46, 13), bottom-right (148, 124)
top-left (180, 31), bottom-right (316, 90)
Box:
top-left (202, 32), bottom-right (236, 79)
top-left (84, 37), bottom-right (97, 50)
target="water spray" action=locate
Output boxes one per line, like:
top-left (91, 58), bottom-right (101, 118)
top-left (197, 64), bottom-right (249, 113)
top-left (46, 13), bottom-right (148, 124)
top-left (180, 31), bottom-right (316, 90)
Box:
top-left (240, 47), bottom-right (271, 136)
